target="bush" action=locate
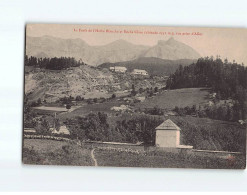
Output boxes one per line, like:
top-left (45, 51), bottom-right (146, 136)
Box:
top-left (99, 97), bottom-right (106, 103)
top-left (66, 104), bottom-right (71, 110)
top-left (75, 95), bottom-right (84, 101)
top-left (93, 98), bottom-right (98, 103)
top-left (111, 94), bottom-right (116, 99)
top-left (145, 106), bottom-right (164, 116)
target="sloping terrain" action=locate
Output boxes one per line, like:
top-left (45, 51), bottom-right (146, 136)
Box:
top-left (135, 88), bottom-right (210, 110)
top-left (25, 65), bottom-right (115, 102)
top-left (23, 139), bottom-right (93, 166)
top-left (25, 65), bottom-right (166, 102)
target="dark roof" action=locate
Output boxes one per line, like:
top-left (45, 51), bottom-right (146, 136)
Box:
top-left (155, 119), bottom-right (180, 130)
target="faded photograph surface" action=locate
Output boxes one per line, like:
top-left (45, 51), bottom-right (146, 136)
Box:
top-left (23, 24), bottom-right (246, 169)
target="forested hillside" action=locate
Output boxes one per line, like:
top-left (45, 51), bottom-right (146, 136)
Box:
top-left (25, 55), bottom-right (84, 70)
top-left (166, 57), bottom-right (247, 120)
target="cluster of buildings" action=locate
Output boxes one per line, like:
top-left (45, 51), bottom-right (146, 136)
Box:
top-left (109, 66), bottom-right (148, 76)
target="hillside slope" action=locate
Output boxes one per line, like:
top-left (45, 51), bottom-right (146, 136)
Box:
top-left (25, 65), bottom-right (115, 101)
top-left (25, 65), bottom-right (166, 102)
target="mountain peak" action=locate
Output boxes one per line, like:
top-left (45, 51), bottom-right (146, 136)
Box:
top-left (107, 39), bottom-right (132, 46)
top-left (167, 37), bottom-right (175, 43)
top-left (157, 37), bottom-right (177, 45)
top-left (144, 38), bottom-right (200, 60)
top-left (168, 37), bottom-right (175, 41)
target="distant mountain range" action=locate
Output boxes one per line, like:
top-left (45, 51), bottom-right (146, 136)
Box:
top-left (26, 36), bottom-right (200, 66)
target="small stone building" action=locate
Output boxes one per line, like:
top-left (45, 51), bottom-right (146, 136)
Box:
top-left (155, 119), bottom-right (193, 149)
top-left (155, 119), bottom-right (181, 147)
top-left (109, 66), bottom-right (127, 73)
top-left (131, 69), bottom-right (148, 76)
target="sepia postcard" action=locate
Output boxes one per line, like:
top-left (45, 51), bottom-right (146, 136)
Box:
top-left (23, 24), bottom-right (246, 169)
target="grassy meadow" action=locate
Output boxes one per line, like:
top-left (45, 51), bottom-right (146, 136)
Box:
top-left (94, 148), bottom-right (246, 169)
top-left (57, 88), bottom-right (211, 121)
top-left (135, 88), bottom-right (210, 110)
top-left (23, 139), bottom-right (93, 166)
top-left (22, 139), bottom-right (246, 169)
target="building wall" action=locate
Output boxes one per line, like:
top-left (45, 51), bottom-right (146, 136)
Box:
top-left (176, 130), bottom-right (180, 146)
top-left (109, 67), bottom-right (127, 73)
top-left (132, 70), bottom-right (148, 75)
top-left (155, 130), bottom-right (180, 147)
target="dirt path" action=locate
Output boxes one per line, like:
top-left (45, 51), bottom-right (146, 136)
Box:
top-left (91, 148), bottom-right (98, 166)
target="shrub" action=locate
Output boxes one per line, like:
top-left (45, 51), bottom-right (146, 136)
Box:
top-left (112, 94), bottom-right (116, 99)
top-left (66, 104), bottom-right (71, 110)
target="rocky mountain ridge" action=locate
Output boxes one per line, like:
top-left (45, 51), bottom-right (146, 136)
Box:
top-left (26, 36), bottom-right (200, 66)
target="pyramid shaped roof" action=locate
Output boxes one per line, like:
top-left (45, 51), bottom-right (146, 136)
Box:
top-left (155, 119), bottom-right (180, 131)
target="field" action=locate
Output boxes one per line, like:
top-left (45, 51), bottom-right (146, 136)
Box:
top-left (135, 88), bottom-right (211, 110)
top-left (94, 148), bottom-right (246, 169)
top-left (22, 139), bottom-right (246, 169)
top-left (58, 99), bottom-right (123, 120)
top-left (23, 139), bottom-right (93, 166)
top-left (57, 88), bottom-right (210, 121)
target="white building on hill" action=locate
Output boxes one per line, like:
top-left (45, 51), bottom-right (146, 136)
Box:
top-left (155, 119), bottom-right (193, 149)
top-left (131, 69), bottom-right (148, 76)
top-left (109, 66), bottom-right (127, 73)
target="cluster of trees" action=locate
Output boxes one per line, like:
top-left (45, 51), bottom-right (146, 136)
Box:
top-left (174, 105), bottom-right (197, 116)
top-left (174, 102), bottom-right (245, 122)
top-left (175, 117), bottom-right (246, 152)
top-left (66, 112), bottom-right (111, 142)
top-left (203, 104), bottom-right (239, 121)
top-left (58, 95), bottom-right (110, 106)
top-left (65, 111), bottom-right (245, 152)
top-left (34, 116), bottom-right (61, 135)
top-left (144, 106), bottom-right (164, 116)
top-left (25, 55), bottom-right (84, 70)
top-left (59, 96), bottom-right (74, 105)
top-left (75, 95), bottom-right (85, 101)
top-left (24, 96), bottom-right (62, 131)
top-left (23, 96), bottom-right (38, 128)
top-left (166, 57), bottom-right (247, 120)
top-left (131, 85), bottom-right (159, 97)
top-left (66, 112), bottom-right (163, 145)
top-left (29, 98), bottom-right (42, 107)
top-left (114, 116), bottom-right (163, 145)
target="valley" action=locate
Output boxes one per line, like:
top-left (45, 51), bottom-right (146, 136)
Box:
top-left (23, 29), bottom-right (246, 169)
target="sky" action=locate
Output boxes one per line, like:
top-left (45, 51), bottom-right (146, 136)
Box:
top-left (26, 24), bottom-right (247, 65)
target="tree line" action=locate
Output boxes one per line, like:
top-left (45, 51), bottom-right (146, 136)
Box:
top-left (65, 112), bottom-right (163, 146)
top-left (65, 112), bottom-right (245, 152)
top-left (25, 55), bottom-right (84, 70)
top-left (166, 57), bottom-right (247, 120)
